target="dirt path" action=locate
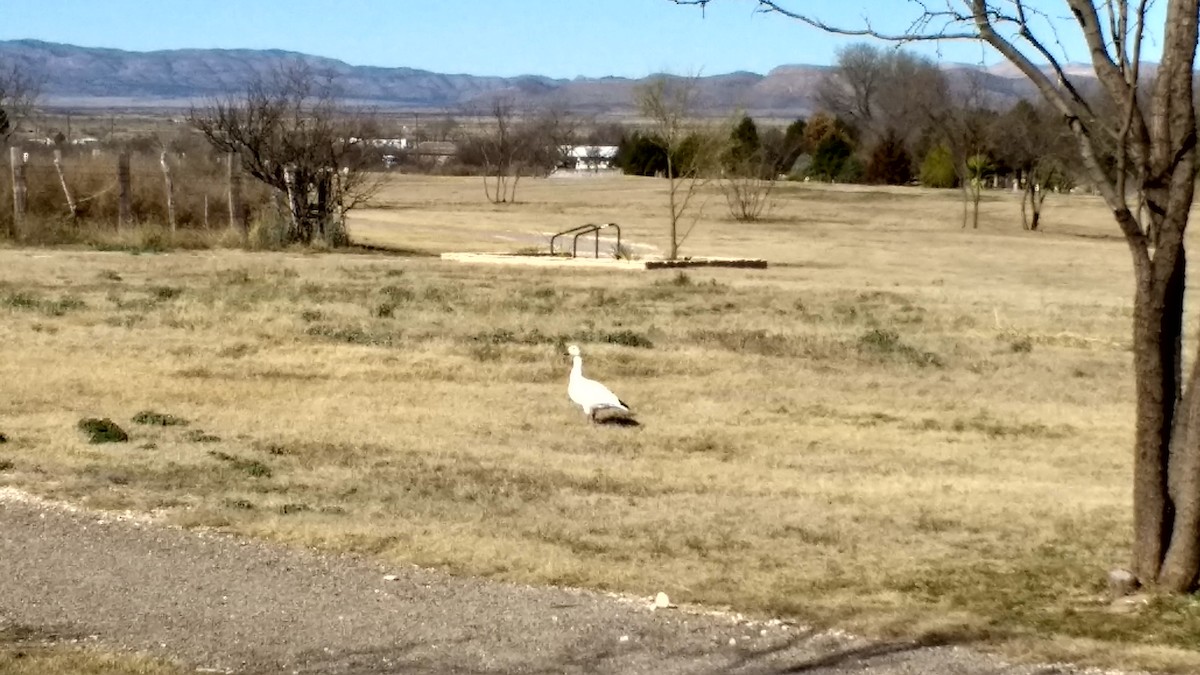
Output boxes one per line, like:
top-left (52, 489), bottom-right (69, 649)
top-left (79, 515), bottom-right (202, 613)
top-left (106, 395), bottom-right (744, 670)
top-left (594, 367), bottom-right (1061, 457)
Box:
top-left (0, 490), bottom-right (1132, 674)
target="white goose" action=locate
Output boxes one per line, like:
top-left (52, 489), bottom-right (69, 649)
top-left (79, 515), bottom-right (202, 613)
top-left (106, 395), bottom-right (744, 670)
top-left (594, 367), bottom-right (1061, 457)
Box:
top-left (566, 344), bottom-right (637, 425)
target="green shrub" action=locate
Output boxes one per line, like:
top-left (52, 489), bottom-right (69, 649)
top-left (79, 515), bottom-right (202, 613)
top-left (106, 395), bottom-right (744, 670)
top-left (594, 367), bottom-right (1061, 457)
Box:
top-left (920, 145), bottom-right (958, 188)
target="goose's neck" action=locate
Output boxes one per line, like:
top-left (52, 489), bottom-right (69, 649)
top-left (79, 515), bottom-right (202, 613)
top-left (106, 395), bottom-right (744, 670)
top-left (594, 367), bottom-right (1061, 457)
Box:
top-left (570, 355), bottom-right (583, 378)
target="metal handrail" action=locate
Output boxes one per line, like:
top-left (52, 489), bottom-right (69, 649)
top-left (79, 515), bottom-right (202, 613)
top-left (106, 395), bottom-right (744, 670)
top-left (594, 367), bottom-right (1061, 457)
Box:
top-left (550, 223), bottom-right (622, 259)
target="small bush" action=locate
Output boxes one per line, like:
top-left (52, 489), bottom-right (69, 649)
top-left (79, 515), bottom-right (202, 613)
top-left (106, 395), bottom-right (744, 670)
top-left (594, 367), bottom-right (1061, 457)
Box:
top-left (0, 459), bottom-right (13, 472)
top-left (184, 430), bottom-right (221, 443)
top-left (149, 285), bottom-right (183, 301)
top-left (1010, 336), bottom-right (1034, 353)
top-left (3, 292), bottom-right (39, 310)
top-left (373, 302), bottom-right (396, 318)
top-left (42, 296), bottom-right (86, 316)
top-left (132, 410), bottom-right (189, 426)
top-left (689, 328), bottom-right (795, 357)
top-left (611, 243), bottom-right (636, 260)
top-left (77, 417), bottom-right (129, 443)
top-left (305, 323), bottom-right (397, 347)
top-left (208, 450), bottom-right (271, 478)
top-left (858, 327), bottom-right (902, 351)
top-left (380, 284), bottom-right (414, 304)
top-left (472, 329), bottom-right (519, 345)
top-left (669, 271), bottom-right (693, 287)
top-left (0, 432), bottom-right (7, 443)
top-left (596, 329), bottom-right (654, 349)
top-left (857, 328), bottom-right (944, 368)
top-left (469, 343), bottom-right (504, 362)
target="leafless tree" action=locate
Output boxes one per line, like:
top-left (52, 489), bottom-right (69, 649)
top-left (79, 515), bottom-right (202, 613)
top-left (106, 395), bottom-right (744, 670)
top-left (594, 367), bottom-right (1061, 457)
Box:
top-left (995, 100), bottom-right (1077, 231)
top-left (528, 98), bottom-right (581, 172)
top-left (471, 97), bottom-right (569, 203)
top-left (933, 71), bottom-right (997, 230)
top-left (477, 97), bottom-right (523, 203)
top-left (188, 64), bottom-right (382, 246)
top-left (430, 113), bottom-right (460, 142)
top-left (722, 114), bottom-right (776, 221)
top-left (637, 75), bottom-right (720, 259)
top-left (819, 44), bottom-right (945, 150)
top-left (671, 0), bottom-right (1200, 594)
top-left (0, 64), bottom-right (41, 146)
top-left (722, 165), bottom-right (776, 222)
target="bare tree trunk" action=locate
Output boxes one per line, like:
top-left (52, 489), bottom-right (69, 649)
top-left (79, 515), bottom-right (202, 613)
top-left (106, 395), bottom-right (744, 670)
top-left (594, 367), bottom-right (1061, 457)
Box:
top-left (9, 147), bottom-right (25, 237)
top-left (53, 149), bottom-right (77, 221)
top-left (159, 151), bottom-right (176, 233)
top-left (1020, 181), bottom-right (1032, 231)
top-left (960, 182), bottom-right (969, 229)
top-left (284, 166), bottom-right (300, 242)
top-left (1128, 246), bottom-right (1184, 585)
top-left (667, 155), bottom-right (679, 260)
top-left (1031, 187), bottom-right (1047, 232)
top-left (117, 150), bottom-right (132, 229)
top-left (227, 151), bottom-right (246, 237)
top-left (316, 171), bottom-right (330, 242)
top-left (971, 181), bottom-right (981, 230)
top-left (509, 169), bottom-right (521, 203)
top-left (283, 165), bottom-right (311, 244)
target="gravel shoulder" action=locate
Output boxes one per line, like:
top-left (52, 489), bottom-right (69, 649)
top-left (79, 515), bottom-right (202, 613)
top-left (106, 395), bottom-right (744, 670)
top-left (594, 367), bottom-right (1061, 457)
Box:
top-left (0, 489), bottom-right (1137, 674)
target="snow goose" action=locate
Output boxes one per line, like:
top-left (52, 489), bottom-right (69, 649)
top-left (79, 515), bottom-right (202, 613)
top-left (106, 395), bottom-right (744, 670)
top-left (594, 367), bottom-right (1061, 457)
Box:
top-left (566, 344), bottom-right (638, 425)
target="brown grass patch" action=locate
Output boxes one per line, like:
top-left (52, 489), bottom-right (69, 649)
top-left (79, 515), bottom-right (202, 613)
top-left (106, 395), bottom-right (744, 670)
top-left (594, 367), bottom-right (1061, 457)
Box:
top-left (0, 176), bottom-right (1193, 672)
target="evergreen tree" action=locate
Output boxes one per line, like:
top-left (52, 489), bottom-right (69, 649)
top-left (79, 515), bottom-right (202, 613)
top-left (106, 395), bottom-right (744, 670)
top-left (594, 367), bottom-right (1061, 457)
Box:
top-left (865, 130), bottom-right (913, 185)
top-left (726, 115), bottom-right (761, 171)
top-left (808, 134), bottom-right (853, 181)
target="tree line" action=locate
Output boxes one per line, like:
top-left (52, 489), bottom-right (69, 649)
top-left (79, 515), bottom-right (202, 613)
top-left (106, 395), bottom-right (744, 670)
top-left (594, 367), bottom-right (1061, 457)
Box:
top-left (0, 45), bottom-right (1099, 248)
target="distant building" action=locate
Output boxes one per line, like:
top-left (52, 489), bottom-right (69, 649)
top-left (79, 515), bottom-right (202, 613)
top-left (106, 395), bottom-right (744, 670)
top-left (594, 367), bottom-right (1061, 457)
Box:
top-left (562, 145), bottom-right (618, 172)
top-left (349, 137), bottom-right (408, 150)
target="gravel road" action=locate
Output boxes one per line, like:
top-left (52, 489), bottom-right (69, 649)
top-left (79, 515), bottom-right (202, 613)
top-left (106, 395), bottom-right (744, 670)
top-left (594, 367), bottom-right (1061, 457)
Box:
top-left (0, 489), bottom-right (1138, 675)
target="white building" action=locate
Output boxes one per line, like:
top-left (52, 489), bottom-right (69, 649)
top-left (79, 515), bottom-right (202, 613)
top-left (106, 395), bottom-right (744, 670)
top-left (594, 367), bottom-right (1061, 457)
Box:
top-left (563, 145), bottom-right (618, 172)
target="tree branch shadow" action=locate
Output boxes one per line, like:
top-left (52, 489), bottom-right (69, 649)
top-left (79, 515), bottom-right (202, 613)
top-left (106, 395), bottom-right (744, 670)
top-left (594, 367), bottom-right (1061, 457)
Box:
top-left (728, 630), bottom-right (961, 674)
top-left (270, 628), bottom-right (970, 675)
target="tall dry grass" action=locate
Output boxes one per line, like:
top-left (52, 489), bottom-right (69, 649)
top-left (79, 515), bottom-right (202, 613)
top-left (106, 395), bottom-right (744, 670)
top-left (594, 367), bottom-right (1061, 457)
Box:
top-left (2, 175), bottom-right (1200, 672)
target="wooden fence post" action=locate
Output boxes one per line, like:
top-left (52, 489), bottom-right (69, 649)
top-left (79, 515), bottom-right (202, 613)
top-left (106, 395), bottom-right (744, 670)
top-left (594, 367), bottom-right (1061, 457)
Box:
top-left (10, 147), bottom-right (26, 237)
top-left (159, 151), bottom-right (176, 233)
top-left (53, 149), bottom-right (78, 220)
top-left (117, 150), bottom-right (132, 229)
top-left (227, 151), bottom-right (246, 237)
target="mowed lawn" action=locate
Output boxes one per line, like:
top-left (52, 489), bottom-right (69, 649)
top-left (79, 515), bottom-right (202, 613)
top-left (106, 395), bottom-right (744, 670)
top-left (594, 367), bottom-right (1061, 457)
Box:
top-left (3, 174), bottom-right (1200, 672)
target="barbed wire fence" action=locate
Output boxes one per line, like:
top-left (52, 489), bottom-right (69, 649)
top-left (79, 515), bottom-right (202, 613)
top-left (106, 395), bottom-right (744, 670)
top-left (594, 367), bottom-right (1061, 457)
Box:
top-left (2, 146), bottom-right (268, 242)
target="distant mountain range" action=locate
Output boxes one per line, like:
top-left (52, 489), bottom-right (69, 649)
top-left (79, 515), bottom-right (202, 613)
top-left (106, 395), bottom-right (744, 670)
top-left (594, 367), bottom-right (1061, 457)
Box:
top-left (0, 39), bottom-right (1083, 117)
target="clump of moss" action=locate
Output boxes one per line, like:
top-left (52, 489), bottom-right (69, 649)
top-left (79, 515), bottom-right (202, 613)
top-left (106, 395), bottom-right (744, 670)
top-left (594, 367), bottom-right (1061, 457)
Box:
top-left (77, 418), bottom-right (129, 443)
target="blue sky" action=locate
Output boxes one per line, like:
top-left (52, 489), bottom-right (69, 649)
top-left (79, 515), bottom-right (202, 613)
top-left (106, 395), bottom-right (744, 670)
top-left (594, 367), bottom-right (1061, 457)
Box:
top-left (0, 1), bottom-right (1163, 79)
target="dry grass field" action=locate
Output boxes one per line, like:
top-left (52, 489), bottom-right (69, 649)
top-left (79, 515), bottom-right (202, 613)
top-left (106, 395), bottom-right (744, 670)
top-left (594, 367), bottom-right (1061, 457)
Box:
top-left (3, 173), bottom-right (1200, 672)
